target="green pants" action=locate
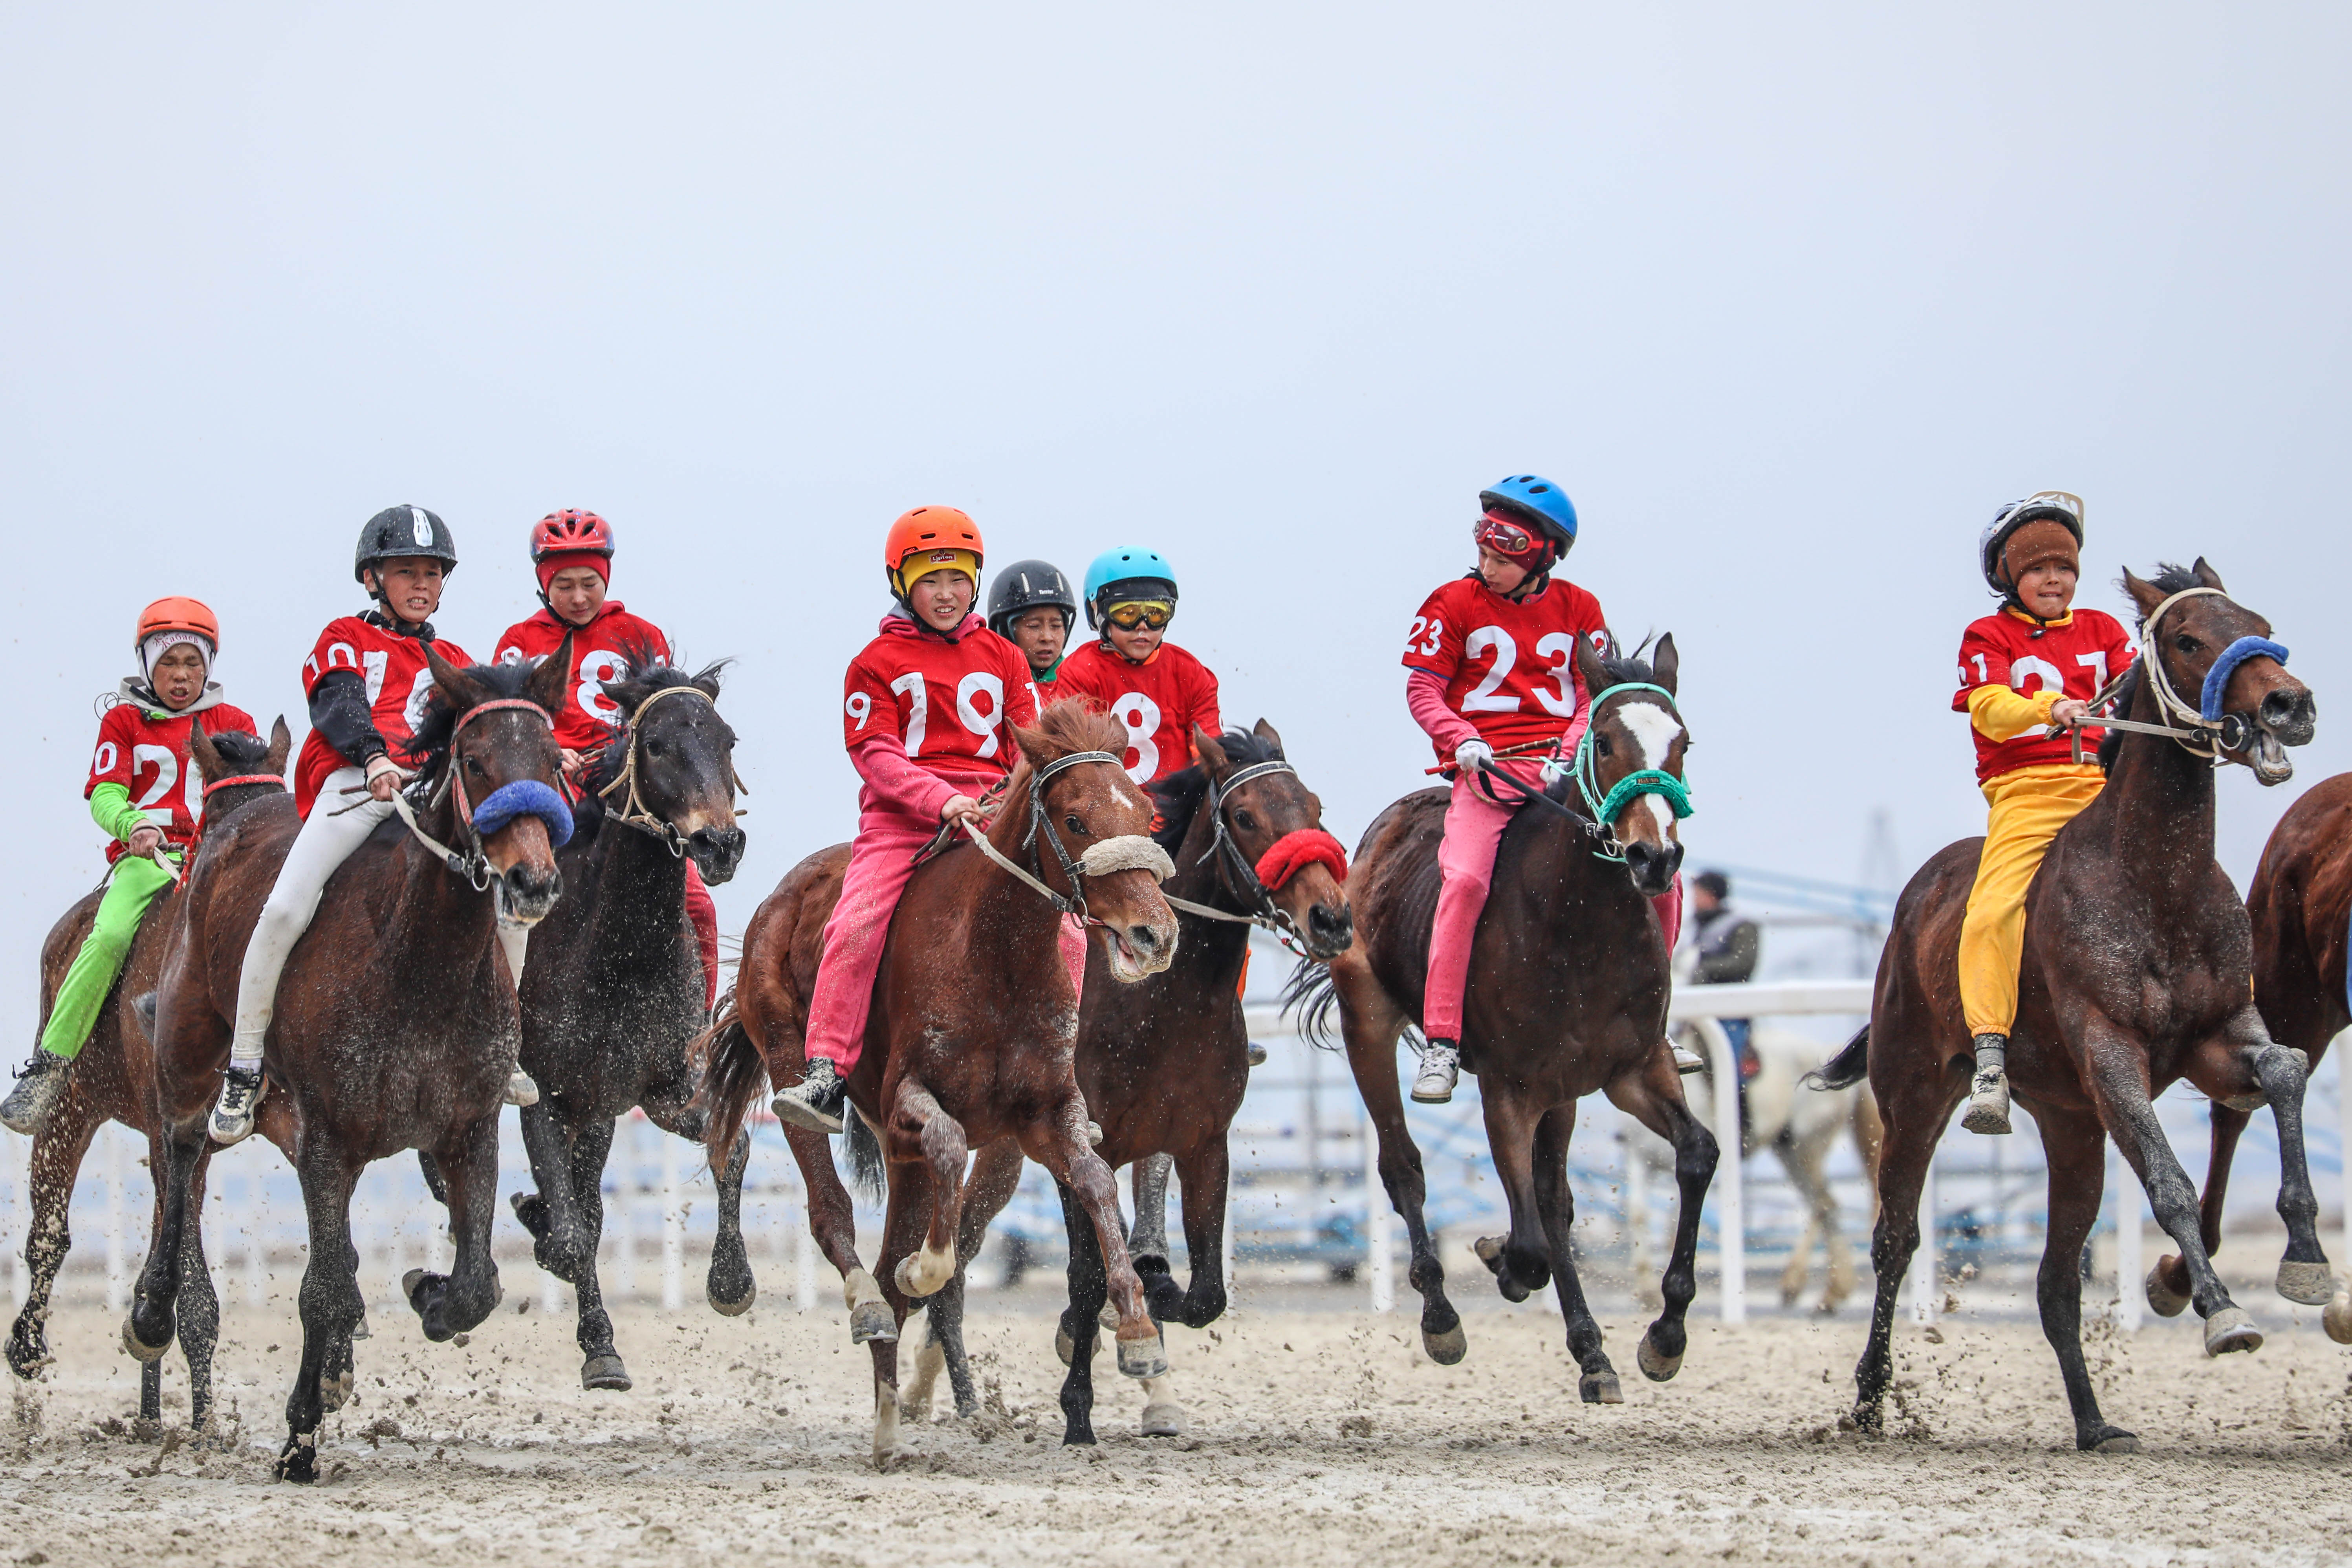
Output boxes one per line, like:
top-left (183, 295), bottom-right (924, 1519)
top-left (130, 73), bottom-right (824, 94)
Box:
top-left (38, 854), bottom-right (176, 1062)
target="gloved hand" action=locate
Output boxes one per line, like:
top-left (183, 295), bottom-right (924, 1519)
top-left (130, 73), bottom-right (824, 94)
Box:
top-left (1454, 739), bottom-right (1493, 775)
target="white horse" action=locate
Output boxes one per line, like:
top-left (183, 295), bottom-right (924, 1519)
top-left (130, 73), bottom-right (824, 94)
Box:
top-left (1625, 1022), bottom-right (1881, 1312)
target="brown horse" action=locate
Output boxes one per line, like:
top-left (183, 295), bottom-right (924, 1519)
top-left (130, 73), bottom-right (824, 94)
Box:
top-left (131, 643), bottom-right (575, 1481)
top-left (5, 720), bottom-right (290, 1427)
top-left (1819, 561), bottom-right (2325, 1454)
top-left (702, 702), bottom-right (1181, 1464)
top-left (1290, 635), bottom-right (1716, 1402)
top-left (903, 721), bottom-right (1354, 1444)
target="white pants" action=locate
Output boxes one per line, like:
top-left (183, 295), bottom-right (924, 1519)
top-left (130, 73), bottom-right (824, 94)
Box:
top-left (229, 765), bottom-right (528, 1066)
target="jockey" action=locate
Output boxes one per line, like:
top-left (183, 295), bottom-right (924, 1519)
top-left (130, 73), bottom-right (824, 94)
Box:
top-left (0, 600), bottom-right (255, 1135)
top-left (211, 506), bottom-right (534, 1144)
top-left (773, 507), bottom-right (1084, 1134)
top-left (987, 558), bottom-right (1079, 703)
top-left (1401, 474), bottom-right (1684, 1104)
top-left (1052, 548), bottom-right (1222, 787)
top-left (493, 509), bottom-right (720, 1011)
top-left (1953, 493), bottom-right (2130, 1134)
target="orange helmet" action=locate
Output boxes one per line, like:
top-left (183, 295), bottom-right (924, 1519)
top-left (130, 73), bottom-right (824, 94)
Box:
top-left (136, 596), bottom-right (220, 654)
top-left (884, 506), bottom-right (984, 599)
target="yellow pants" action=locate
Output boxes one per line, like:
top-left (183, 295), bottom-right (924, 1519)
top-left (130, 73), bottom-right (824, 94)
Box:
top-left (1958, 764), bottom-right (2107, 1037)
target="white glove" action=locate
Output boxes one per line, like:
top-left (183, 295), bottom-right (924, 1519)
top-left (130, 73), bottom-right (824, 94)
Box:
top-left (1454, 739), bottom-right (1493, 774)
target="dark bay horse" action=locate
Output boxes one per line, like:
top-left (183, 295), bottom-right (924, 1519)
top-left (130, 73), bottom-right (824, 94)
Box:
top-left (702, 703), bottom-right (1181, 1464)
top-left (906, 722), bottom-right (1355, 1444)
top-left (1291, 635), bottom-right (1716, 1403)
top-left (133, 644), bottom-right (575, 1480)
top-left (494, 659), bottom-right (750, 1393)
top-left (1819, 561), bottom-right (2324, 1453)
top-left (6, 720), bottom-right (290, 1427)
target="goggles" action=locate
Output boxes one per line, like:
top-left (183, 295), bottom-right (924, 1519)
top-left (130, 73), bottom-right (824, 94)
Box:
top-left (1103, 600), bottom-right (1174, 631)
top-left (1472, 510), bottom-right (1550, 562)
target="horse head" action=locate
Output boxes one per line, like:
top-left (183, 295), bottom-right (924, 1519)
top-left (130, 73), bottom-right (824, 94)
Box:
top-left (1570, 632), bottom-right (1690, 897)
top-left (422, 638), bottom-right (572, 925)
top-left (2123, 560), bottom-right (2315, 786)
top-left (1191, 720), bottom-right (1354, 961)
top-left (599, 656), bottom-right (747, 884)
top-left (1009, 703), bottom-right (1179, 983)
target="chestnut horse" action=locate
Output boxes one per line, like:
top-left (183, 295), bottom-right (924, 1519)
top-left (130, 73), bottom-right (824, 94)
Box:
top-left (6, 720), bottom-right (290, 1427)
top-left (903, 721), bottom-right (1355, 1444)
top-left (1290, 635), bottom-right (1715, 1403)
top-left (701, 702), bottom-right (1180, 1464)
top-left (132, 644), bottom-right (575, 1480)
top-left (1818, 561), bottom-right (2325, 1453)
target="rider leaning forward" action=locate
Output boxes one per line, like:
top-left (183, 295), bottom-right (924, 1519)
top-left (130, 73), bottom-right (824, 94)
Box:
top-left (1401, 474), bottom-right (1685, 1105)
top-left (1053, 547), bottom-right (1222, 789)
top-left (773, 507), bottom-right (1086, 1134)
top-left (1952, 492), bottom-right (2131, 1135)
top-left (2, 601), bottom-right (256, 1134)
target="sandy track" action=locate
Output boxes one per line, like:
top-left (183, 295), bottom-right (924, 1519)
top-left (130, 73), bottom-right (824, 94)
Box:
top-left (2, 1284), bottom-right (2347, 1566)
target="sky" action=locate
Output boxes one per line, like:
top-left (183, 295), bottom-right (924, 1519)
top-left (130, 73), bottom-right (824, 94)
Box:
top-left (4, 3), bottom-right (2349, 1032)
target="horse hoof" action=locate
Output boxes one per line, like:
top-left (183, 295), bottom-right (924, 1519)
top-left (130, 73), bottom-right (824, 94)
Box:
top-left (2218, 1091), bottom-right (2266, 1113)
top-left (5, 1333), bottom-right (51, 1380)
top-left (1635, 1331), bottom-right (1683, 1383)
top-left (1140, 1400), bottom-right (1187, 1437)
top-left (2276, 1260), bottom-right (2335, 1306)
top-left (122, 1313), bottom-right (170, 1364)
top-left (2144, 1258), bottom-right (2191, 1317)
top-left (2088, 1430), bottom-right (2141, 1455)
top-left (894, 1250), bottom-right (951, 1300)
top-left (401, 1268), bottom-right (426, 1304)
top-left (707, 1279), bottom-right (756, 1318)
top-left (1116, 1335), bottom-right (1168, 1379)
top-left (850, 1302), bottom-right (898, 1344)
top-left (1055, 1326), bottom-right (1074, 1367)
top-left (1421, 1323), bottom-right (1467, 1366)
top-left (2202, 1306), bottom-right (2262, 1356)
top-left (2322, 1288), bottom-right (2352, 1345)
top-left (582, 1354), bottom-right (633, 1392)
top-left (351, 1310), bottom-right (371, 1341)
top-left (1472, 1235), bottom-right (1505, 1273)
top-left (275, 1438), bottom-right (317, 1484)
top-left (1579, 1369), bottom-right (1623, 1405)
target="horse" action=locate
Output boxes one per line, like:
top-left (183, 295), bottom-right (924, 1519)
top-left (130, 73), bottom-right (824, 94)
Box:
top-left (700, 702), bottom-right (1182, 1464)
top-left (130, 642), bottom-right (576, 1481)
top-left (1817, 561), bottom-right (2325, 1454)
top-left (449, 658), bottom-right (752, 1392)
top-left (5, 720), bottom-right (290, 1428)
top-left (1289, 634), bottom-right (1718, 1402)
top-left (899, 721), bottom-right (1355, 1444)
top-left (1627, 1023), bottom-right (1881, 1314)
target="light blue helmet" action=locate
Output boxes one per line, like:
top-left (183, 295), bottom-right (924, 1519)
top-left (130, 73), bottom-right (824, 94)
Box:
top-left (1478, 474), bottom-right (1579, 560)
top-left (1082, 546), bottom-right (1178, 630)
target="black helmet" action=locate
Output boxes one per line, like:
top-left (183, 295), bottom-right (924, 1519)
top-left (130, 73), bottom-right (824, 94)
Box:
top-left (355, 504), bottom-right (459, 586)
top-left (987, 559), bottom-right (1079, 638)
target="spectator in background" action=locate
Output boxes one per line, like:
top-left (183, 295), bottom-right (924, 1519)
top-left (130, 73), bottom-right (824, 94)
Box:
top-left (1688, 870), bottom-right (1762, 1123)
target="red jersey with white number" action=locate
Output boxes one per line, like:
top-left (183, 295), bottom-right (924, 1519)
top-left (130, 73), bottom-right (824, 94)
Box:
top-left (294, 617), bottom-right (475, 817)
top-left (86, 699), bottom-right (260, 862)
top-left (1052, 640), bottom-right (1223, 786)
top-left (842, 613), bottom-right (1039, 788)
top-left (495, 603), bottom-right (673, 754)
top-left (1953, 608), bottom-right (2134, 783)
top-left (1401, 575), bottom-right (1609, 761)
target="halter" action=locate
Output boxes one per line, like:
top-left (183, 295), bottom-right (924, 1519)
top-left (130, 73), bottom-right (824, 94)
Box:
top-left (2081, 586), bottom-right (2290, 766)
top-left (1552, 681), bottom-right (1694, 864)
top-left (596, 683), bottom-right (746, 856)
top-left (393, 698), bottom-right (566, 890)
top-left (1159, 759), bottom-right (1318, 950)
top-left (958, 749), bottom-right (1174, 923)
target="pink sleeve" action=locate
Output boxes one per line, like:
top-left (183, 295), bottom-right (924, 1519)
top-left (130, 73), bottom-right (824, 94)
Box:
top-left (1407, 669), bottom-right (1478, 752)
top-left (848, 733), bottom-right (957, 822)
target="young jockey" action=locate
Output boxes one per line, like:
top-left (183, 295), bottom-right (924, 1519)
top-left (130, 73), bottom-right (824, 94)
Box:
top-left (493, 509), bottom-right (720, 1011)
top-left (987, 558), bottom-right (1079, 702)
top-left (211, 506), bottom-right (533, 1143)
top-left (0, 600), bottom-right (256, 1134)
top-left (1952, 492), bottom-right (2129, 1134)
top-left (1052, 548), bottom-right (1222, 787)
top-left (773, 507), bottom-right (1085, 1133)
top-left (1401, 474), bottom-right (1683, 1103)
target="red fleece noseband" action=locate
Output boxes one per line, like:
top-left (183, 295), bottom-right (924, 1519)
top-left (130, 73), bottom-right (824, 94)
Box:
top-left (1256, 828), bottom-right (1348, 890)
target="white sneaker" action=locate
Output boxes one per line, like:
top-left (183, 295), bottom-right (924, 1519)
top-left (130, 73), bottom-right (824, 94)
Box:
top-left (209, 1066), bottom-right (265, 1146)
top-left (1412, 1039), bottom-right (1460, 1104)
top-left (506, 1068), bottom-right (540, 1108)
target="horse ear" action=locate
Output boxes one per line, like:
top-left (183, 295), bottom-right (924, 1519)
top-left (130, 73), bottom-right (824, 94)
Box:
top-left (1573, 633), bottom-right (1610, 703)
top-left (523, 632), bottom-right (576, 716)
top-left (689, 659), bottom-right (726, 701)
top-left (1013, 720), bottom-right (1058, 768)
top-left (266, 715), bottom-right (293, 776)
top-left (1651, 633), bottom-right (1679, 698)
top-left (187, 720), bottom-right (225, 779)
top-left (2192, 557), bottom-right (2227, 593)
top-left (425, 643), bottom-right (490, 711)
top-left (1194, 726), bottom-right (1230, 774)
top-left (1251, 718), bottom-right (1285, 757)
top-left (2122, 567), bottom-right (2165, 619)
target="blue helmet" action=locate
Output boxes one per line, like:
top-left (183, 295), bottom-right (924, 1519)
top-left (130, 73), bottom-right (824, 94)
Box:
top-left (1478, 474), bottom-right (1579, 556)
top-left (1082, 546), bottom-right (1178, 630)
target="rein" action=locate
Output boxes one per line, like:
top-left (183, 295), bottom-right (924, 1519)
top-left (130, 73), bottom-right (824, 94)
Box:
top-left (597, 683), bottom-right (746, 856)
top-left (2068, 587), bottom-right (2288, 766)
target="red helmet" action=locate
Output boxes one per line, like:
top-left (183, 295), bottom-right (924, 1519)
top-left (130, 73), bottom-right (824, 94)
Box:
top-left (136, 596), bottom-right (220, 654)
top-left (529, 509), bottom-right (616, 562)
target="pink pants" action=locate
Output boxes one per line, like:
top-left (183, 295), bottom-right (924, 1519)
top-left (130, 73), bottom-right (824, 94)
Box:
top-left (1423, 762), bottom-right (1684, 1040)
top-left (684, 860), bottom-right (719, 1011)
top-left (804, 811), bottom-right (1088, 1072)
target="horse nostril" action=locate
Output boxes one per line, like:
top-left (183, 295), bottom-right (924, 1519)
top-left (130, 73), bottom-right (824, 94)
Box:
top-left (2262, 689), bottom-right (2318, 744)
top-left (1128, 924), bottom-right (1163, 954)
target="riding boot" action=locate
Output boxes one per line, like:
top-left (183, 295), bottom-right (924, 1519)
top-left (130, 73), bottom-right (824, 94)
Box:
top-left (0, 1051), bottom-right (73, 1137)
top-left (209, 1064), bottom-right (266, 1146)
top-left (1412, 1038), bottom-right (1460, 1104)
top-left (1963, 1032), bottom-right (2011, 1135)
top-left (772, 1057), bottom-right (846, 1134)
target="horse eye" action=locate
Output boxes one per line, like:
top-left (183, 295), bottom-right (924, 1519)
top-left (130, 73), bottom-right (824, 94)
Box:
top-left (464, 755), bottom-right (487, 777)
top-left (1594, 735), bottom-right (1613, 757)
top-left (1234, 809), bottom-right (1257, 832)
top-left (1064, 813), bottom-right (1086, 835)
top-left (2175, 634), bottom-right (2200, 654)
top-left (645, 738), bottom-right (667, 758)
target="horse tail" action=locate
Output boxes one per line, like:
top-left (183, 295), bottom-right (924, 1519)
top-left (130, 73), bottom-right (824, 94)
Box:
top-left (1804, 1024), bottom-right (1870, 1092)
top-left (844, 1107), bottom-right (885, 1205)
top-left (695, 986), bottom-right (768, 1174)
top-left (1281, 956), bottom-right (1343, 1051)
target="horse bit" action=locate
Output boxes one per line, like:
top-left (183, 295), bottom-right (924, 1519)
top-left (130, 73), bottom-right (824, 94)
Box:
top-left (2073, 586), bottom-right (2288, 766)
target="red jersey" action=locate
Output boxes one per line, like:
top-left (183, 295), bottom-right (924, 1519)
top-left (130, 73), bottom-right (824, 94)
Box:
top-left (1053, 639), bottom-right (1223, 786)
top-left (1401, 575), bottom-right (1609, 761)
top-left (294, 616), bottom-right (476, 817)
top-left (842, 614), bottom-right (1040, 787)
top-left (86, 697), bottom-right (260, 862)
top-left (1953, 608), bottom-right (2134, 783)
top-left (495, 602), bottom-right (674, 754)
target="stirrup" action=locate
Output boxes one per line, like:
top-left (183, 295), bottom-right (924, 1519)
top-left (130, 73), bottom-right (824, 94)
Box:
top-left (209, 1066), bottom-right (266, 1147)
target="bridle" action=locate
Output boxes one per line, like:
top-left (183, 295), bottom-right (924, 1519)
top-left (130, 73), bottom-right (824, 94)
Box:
top-left (954, 749), bottom-right (1174, 926)
top-left (395, 698), bottom-right (561, 890)
top-left (2076, 586), bottom-right (2290, 767)
top-left (1158, 759), bottom-right (1321, 951)
top-left (597, 683), bottom-right (746, 856)
top-left (1463, 681), bottom-right (1694, 864)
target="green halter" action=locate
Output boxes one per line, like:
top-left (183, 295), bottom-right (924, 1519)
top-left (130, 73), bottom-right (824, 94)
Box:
top-left (1566, 681), bottom-right (1694, 862)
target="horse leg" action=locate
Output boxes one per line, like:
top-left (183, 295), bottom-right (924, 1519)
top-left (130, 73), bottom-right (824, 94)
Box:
top-left (779, 1121), bottom-right (893, 1344)
top-left (9, 1094), bottom-right (98, 1379)
top-left (1054, 1178), bottom-right (1109, 1445)
top-left (869, 1156), bottom-right (928, 1469)
top-left (1336, 971), bottom-right (1460, 1363)
top-left (1844, 1072), bottom-right (1947, 1436)
top-left (1604, 1054), bottom-right (1719, 1388)
top-left (1778, 1132), bottom-right (1846, 1313)
top-left (885, 1082), bottom-right (967, 1301)
top-left (276, 1156), bottom-right (362, 1482)
top-left (1529, 1103), bottom-right (1621, 1404)
top-left (2033, 1105), bottom-right (2137, 1452)
top-left (645, 1098), bottom-right (756, 1316)
top-left (1128, 1151), bottom-right (1174, 1272)
top-left (1472, 1088), bottom-right (1552, 1302)
top-left (128, 1116), bottom-right (207, 1362)
top-left (2152, 1102), bottom-right (2248, 1315)
top-left (176, 1150), bottom-right (221, 1431)
top-left (1027, 1095), bottom-right (1162, 1382)
top-left (562, 1116), bottom-right (632, 1391)
top-left (2190, 1015), bottom-right (2330, 1304)
top-left (509, 1099), bottom-right (583, 1283)
top-left (404, 1113), bottom-right (505, 1341)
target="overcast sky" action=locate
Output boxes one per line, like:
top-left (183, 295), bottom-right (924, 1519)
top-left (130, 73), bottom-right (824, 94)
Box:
top-left (4, 4), bottom-right (2348, 1031)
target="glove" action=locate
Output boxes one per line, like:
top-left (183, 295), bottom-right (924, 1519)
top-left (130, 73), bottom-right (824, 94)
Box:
top-left (1454, 739), bottom-right (1493, 774)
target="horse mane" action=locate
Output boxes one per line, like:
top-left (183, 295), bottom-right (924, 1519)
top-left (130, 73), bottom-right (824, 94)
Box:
top-left (206, 727), bottom-right (275, 772)
top-left (1149, 727), bottom-right (1284, 853)
top-left (2127, 562), bottom-right (2203, 624)
top-left (576, 649), bottom-right (729, 798)
top-left (399, 658), bottom-right (543, 780)
top-left (1014, 699), bottom-right (1129, 776)
top-left (2098, 562), bottom-right (2197, 774)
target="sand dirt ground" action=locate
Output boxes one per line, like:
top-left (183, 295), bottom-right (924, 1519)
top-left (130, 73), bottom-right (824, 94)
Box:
top-left (0, 1280), bottom-right (2347, 1567)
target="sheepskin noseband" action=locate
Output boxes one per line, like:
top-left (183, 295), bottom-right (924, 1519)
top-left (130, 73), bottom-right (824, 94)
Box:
top-left (1079, 835), bottom-right (1175, 881)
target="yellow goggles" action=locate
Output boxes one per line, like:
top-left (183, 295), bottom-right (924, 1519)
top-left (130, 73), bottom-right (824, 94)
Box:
top-left (1104, 600), bottom-right (1174, 631)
